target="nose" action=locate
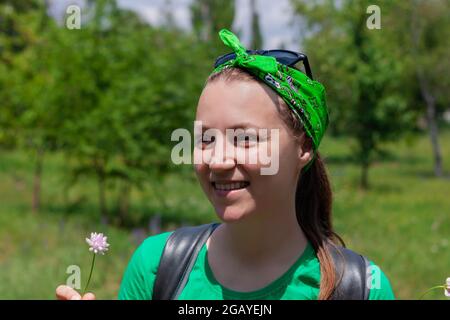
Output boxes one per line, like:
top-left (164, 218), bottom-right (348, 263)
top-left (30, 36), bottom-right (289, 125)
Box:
top-left (208, 139), bottom-right (236, 172)
top-left (209, 156), bottom-right (235, 172)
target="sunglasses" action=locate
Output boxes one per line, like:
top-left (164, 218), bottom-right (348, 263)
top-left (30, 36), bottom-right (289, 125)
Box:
top-left (214, 49), bottom-right (314, 80)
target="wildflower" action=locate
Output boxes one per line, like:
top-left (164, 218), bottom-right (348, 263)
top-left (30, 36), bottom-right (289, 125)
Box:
top-left (83, 232), bottom-right (110, 295)
top-left (445, 277), bottom-right (450, 297)
top-left (419, 277), bottom-right (450, 299)
top-left (86, 232), bottom-right (109, 254)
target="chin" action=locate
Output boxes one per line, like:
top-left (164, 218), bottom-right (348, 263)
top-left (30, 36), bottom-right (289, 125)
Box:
top-left (214, 206), bottom-right (250, 223)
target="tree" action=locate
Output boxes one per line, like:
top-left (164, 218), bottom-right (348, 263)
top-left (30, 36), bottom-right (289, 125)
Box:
top-left (1, 0), bottom-right (227, 225)
top-left (190, 0), bottom-right (236, 58)
top-left (0, 0), bottom-right (61, 213)
top-left (290, 0), bottom-right (419, 188)
top-left (0, 0), bottom-right (45, 150)
top-left (51, 0), bottom-right (211, 225)
top-left (407, 0), bottom-right (449, 177)
top-left (161, 0), bottom-right (177, 29)
top-left (249, 0), bottom-right (263, 49)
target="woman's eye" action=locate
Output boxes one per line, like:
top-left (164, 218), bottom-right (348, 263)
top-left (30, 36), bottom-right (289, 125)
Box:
top-left (234, 134), bottom-right (258, 147)
top-left (196, 134), bottom-right (215, 147)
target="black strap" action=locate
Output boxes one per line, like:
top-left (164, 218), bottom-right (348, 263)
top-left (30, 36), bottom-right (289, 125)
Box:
top-left (328, 243), bottom-right (371, 300)
top-left (152, 222), bottom-right (220, 300)
top-left (152, 222), bottom-right (370, 300)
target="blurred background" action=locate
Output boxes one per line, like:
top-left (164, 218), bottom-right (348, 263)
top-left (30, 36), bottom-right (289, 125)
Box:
top-left (0, 0), bottom-right (448, 299)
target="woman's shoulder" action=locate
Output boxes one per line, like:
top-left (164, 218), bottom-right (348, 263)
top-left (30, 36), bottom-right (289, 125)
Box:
top-left (139, 230), bottom-right (174, 252)
top-left (365, 258), bottom-right (396, 300)
top-left (327, 245), bottom-right (396, 300)
top-left (118, 230), bottom-right (174, 300)
top-left (134, 223), bottom-right (214, 265)
top-left (130, 230), bottom-right (175, 266)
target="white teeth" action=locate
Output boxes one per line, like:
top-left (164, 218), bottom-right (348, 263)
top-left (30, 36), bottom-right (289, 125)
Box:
top-left (214, 182), bottom-right (249, 191)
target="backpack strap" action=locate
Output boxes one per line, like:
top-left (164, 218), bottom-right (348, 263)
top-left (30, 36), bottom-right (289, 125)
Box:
top-left (152, 222), bottom-right (370, 300)
top-left (328, 243), bottom-right (371, 300)
top-left (152, 222), bottom-right (220, 300)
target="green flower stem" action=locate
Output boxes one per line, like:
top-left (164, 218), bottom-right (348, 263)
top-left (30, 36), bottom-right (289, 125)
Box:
top-left (418, 285), bottom-right (445, 300)
top-left (83, 253), bottom-right (96, 296)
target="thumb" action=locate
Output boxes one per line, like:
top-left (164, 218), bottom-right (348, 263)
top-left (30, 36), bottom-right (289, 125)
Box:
top-left (56, 285), bottom-right (81, 300)
top-left (82, 292), bottom-right (96, 300)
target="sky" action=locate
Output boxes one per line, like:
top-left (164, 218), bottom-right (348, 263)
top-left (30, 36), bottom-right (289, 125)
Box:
top-left (48, 0), bottom-right (305, 51)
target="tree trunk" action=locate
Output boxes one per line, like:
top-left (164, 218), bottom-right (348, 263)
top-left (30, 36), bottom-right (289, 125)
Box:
top-left (98, 172), bottom-right (108, 224)
top-left (360, 158), bottom-right (369, 190)
top-left (149, 214), bottom-right (162, 235)
top-left (117, 180), bottom-right (131, 227)
top-left (32, 148), bottom-right (44, 214)
top-left (411, 0), bottom-right (443, 177)
top-left (418, 72), bottom-right (443, 177)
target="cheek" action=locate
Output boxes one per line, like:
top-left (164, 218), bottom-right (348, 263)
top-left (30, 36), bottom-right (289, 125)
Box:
top-left (274, 151), bottom-right (300, 189)
top-left (194, 164), bottom-right (209, 186)
top-left (234, 142), bottom-right (275, 169)
top-left (246, 144), bottom-right (298, 191)
top-left (193, 146), bottom-right (212, 165)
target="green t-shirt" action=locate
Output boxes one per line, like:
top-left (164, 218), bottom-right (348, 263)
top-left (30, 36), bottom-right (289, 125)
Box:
top-left (118, 230), bottom-right (395, 300)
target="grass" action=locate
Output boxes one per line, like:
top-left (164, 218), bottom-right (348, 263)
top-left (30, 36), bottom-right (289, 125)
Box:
top-left (320, 128), bottom-right (450, 300)
top-left (0, 128), bottom-right (449, 299)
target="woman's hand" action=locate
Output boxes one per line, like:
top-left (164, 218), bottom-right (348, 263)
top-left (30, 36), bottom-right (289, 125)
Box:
top-left (56, 285), bottom-right (96, 300)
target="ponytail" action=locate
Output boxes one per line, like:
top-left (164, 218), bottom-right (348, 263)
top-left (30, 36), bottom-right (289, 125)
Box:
top-left (296, 152), bottom-right (345, 299)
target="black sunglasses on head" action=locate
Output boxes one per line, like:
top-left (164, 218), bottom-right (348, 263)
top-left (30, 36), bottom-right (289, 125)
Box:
top-left (214, 49), bottom-right (314, 80)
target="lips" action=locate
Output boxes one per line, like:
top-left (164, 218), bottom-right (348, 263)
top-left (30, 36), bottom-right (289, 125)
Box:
top-left (211, 181), bottom-right (250, 191)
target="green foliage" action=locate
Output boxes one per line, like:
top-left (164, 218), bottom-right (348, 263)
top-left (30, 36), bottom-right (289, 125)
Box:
top-left (289, 0), bottom-right (450, 187)
top-left (1, 0), bottom-right (214, 221)
top-left (190, 0), bottom-right (236, 57)
top-left (0, 0), bottom-right (48, 149)
top-left (387, 0), bottom-right (450, 113)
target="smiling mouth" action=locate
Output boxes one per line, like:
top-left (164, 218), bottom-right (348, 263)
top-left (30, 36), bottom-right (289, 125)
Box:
top-left (211, 181), bottom-right (250, 191)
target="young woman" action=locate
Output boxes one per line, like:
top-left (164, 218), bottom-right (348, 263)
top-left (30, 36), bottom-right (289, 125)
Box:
top-left (56, 29), bottom-right (395, 300)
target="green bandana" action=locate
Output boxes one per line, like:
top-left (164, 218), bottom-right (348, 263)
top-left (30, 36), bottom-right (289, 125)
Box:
top-left (211, 29), bottom-right (329, 172)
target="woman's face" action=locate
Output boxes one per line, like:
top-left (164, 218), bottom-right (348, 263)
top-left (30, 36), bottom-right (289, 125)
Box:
top-left (194, 79), bottom-right (312, 222)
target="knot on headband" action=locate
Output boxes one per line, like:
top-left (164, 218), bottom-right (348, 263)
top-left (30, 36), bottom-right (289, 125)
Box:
top-left (218, 29), bottom-right (278, 74)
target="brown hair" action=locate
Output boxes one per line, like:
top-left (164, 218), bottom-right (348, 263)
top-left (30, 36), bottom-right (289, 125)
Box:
top-left (204, 67), bottom-right (345, 300)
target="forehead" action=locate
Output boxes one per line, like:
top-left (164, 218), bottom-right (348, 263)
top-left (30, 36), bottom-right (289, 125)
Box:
top-left (196, 80), bottom-right (285, 130)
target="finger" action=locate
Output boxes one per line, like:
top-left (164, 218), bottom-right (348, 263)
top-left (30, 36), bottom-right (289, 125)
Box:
top-left (82, 292), bottom-right (96, 300)
top-left (56, 285), bottom-right (81, 300)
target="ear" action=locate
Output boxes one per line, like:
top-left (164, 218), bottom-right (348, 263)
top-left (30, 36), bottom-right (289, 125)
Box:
top-left (297, 133), bottom-right (313, 166)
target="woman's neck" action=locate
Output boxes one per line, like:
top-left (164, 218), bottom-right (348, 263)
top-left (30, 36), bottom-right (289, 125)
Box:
top-left (208, 208), bottom-right (308, 268)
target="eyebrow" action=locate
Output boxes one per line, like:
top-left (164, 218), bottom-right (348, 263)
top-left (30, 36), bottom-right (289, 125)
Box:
top-left (201, 122), bottom-right (262, 131)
